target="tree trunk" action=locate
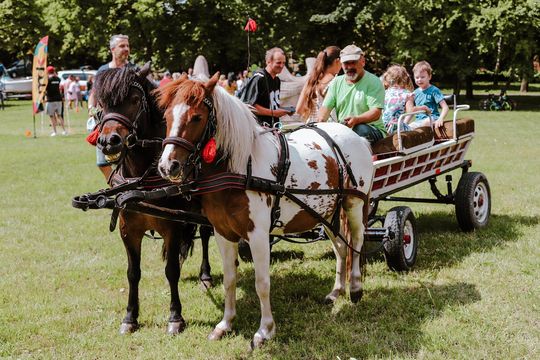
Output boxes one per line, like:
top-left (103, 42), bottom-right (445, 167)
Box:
top-left (465, 75), bottom-right (474, 99)
top-left (452, 75), bottom-right (461, 96)
top-left (520, 74), bottom-right (529, 92)
top-left (493, 36), bottom-right (503, 87)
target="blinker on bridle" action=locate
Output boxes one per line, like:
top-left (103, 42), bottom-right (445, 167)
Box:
top-left (99, 80), bottom-right (149, 148)
top-left (162, 97), bottom-right (216, 152)
top-left (162, 96), bottom-right (217, 176)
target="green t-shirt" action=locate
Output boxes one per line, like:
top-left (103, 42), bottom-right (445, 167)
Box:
top-left (322, 70), bottom-right (386, 133)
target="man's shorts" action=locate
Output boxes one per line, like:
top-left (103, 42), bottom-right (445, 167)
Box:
top-left (96, 147), bottom-right (109, 167)
top-left (352, 124), bottom-right (385, 145)
top-left (46, 102), bottom-right (62, 116)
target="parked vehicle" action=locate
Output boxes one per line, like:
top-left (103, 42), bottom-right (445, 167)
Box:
top-left (479, 89), bottom-right (516, 111)
top-left (0, 64), bottom-right (32, 96)
top-left (58, 69), bottom-right (97, 94)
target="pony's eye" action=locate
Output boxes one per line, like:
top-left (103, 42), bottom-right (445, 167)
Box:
top-left (191, 114), bottom-right (202, 122)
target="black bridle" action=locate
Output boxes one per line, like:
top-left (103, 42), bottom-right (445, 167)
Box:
top-left (162, 97), bottom-right (217, 179)
top-left (99, 80), bottom-right (162, 150)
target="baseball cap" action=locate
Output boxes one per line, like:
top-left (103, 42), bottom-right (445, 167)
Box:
top-left (47, 65), bottom-right (55, 73)
top-left (340, 45), bottom-right (363, 62)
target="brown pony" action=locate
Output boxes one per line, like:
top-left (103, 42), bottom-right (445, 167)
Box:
top-left (93, 63), bottom-right (213, 335)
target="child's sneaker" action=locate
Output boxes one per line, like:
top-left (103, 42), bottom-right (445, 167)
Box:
top-left (50, 132), bottom-right (57, 137)
top-left (62, 130), bottom-right (67, 136)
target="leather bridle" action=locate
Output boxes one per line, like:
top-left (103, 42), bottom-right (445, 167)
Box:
top-left (162, 97), bottom-right (217, 179)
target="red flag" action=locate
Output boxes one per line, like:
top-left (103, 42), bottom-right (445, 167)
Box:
top-left (244, 18), bottom-right (257, 32)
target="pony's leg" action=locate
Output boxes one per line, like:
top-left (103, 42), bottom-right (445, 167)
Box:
top-left (198, 225), bottom-right (213, 289)
top-left (343, 199), bottom-right (366, 303)
top-left (248, 228), bottom-right (275, 348)
top-left (118, 214), bottom-right (144, 334)
top-left (161, 223), bottom-right (193, 335)
top-left (208, 233), bottom-right (238, 341)
top-left (326, 222), bottom-right (348, 304)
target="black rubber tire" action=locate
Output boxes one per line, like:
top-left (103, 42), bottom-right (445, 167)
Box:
top-left (238, 239), bottom-right (253, 262)
top-left (383, 206), bottom-right (418, 272)
top-left (455, 172), bottom-right (491, 232)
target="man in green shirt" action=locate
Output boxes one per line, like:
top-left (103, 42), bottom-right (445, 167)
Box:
top-left (317, 44), bottom-right (386, 144)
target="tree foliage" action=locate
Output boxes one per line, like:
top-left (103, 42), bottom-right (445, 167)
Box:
top-left (0, 0), bottom-right (538, 92)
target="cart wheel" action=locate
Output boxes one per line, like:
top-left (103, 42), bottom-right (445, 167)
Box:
top-left (383, 206), bottom-right (418, 271)
top-left (455, 172), bottom-right (491, 231)
top-left (238, 239), bottom-right (253, 262)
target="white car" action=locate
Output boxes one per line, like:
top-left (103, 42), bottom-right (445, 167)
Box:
top-left (58, 69), bottom-right (97, 94)
top-left (0, 75), bottom-right (32, 96)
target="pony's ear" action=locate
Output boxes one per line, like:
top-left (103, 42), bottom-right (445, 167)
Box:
top-left (205, 72), bottom-right (220, 93)
top-left (138, 62), bottom-right (151, 77)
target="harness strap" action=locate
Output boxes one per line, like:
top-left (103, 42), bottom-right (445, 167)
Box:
top-left (306, 124), bottom-right (359, 188)
top-left (269, 131), bottom-right (290, 231)
top-left (162, 136), bottom-right (195, 152)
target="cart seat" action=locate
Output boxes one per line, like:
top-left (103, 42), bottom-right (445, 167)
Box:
top-left (434, 118), bottom-right (475, 140)
top-left (372, 126), bottom-right (433, 156)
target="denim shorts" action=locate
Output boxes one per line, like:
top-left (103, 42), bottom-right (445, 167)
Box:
top-left (352, 124), bottom-right (385, 144)
top-left (96, 147), bottom-right (108, 167)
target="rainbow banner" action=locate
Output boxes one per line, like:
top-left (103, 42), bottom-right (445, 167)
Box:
top-left (32, 36), bottom-right (49, 114)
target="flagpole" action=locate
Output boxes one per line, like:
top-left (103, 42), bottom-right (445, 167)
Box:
top-left (33, 114), bottom-right (37, 139)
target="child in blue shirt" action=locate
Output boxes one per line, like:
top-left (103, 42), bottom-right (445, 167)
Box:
top-left (410, 61), bottom-right (449, 129)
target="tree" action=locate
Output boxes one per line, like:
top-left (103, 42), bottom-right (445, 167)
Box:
top-left (470, 0), bottom-right (540, 92)
top-left (0, 0), bottom-right (46, 66)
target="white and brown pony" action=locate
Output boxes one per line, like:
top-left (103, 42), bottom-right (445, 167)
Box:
top-left (156, 74), bottom-right (373, 347)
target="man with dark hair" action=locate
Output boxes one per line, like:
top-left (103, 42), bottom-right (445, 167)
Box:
top-left (239, 47), bottom-right (291, 127)
top-left (45, 66), bottom-right (67, 136)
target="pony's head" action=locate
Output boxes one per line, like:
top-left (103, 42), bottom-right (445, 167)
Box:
top-left (157, 73), bottom-right (259, 183)
top-left (94, 62), bottom-right (161, 164)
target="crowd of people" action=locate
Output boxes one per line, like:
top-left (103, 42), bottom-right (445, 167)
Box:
top-left (44, 34), bottom-right (450, 178)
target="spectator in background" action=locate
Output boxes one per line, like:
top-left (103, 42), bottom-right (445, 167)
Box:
top-left (172, 72), bottom-right (181, 80)
top-left (159, 71), bottom-right (172, 87)
top-left (222, 72), bottom-right (237, 95)
top-left (89, 34), bottom-right (135, 180)
top-left (239, 47), bottom-right (291, 127)
top-left (45, 66), bottom-right (67, 136)
top-left (296, 45), bottom-right (341, 123)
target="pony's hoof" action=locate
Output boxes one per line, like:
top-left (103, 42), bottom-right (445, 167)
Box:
top-left (350, 289), bottom-right (363, 303)
top-left (167, 320), bottom-right (186, 335)
top-left (200, 279), bottom-right (214, 291)
top-left (250, 335), bottom-right (266, 350)
top-left (324, 289), bottom-right (343, 304)
top-left (119, 322), bottom-right (138, 334)
top-left (208, 327), bottom-right (228, 341)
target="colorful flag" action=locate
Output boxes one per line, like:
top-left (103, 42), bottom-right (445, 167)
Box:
top-left (32, 36), bottom-right (49, 114)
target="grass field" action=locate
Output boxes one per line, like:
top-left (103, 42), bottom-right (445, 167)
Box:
top-left (0, 100), bottom-right (539, 359)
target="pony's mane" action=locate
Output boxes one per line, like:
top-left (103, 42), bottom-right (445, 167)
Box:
top-left (94, 67), bottom-right (139, 108)
top-left (212, 86), bottom-right (260, 173)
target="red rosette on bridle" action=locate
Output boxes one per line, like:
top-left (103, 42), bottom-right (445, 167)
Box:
top-left (86, 127), bottom-right (100, 146)
top-left (202, 137), bottom-right (217, 163)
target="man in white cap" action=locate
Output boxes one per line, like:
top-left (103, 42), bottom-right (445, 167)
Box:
top-left (317, 44), bottom-right (386, 144)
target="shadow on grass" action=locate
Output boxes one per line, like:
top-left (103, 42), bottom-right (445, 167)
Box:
top-left (412, 211), bottom-right (538, 270)
top-left (222, 268), bottom-right (481, 358)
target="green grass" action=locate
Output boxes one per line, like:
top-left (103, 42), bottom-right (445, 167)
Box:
top-left (0, 100), bottom-right (539, 359)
